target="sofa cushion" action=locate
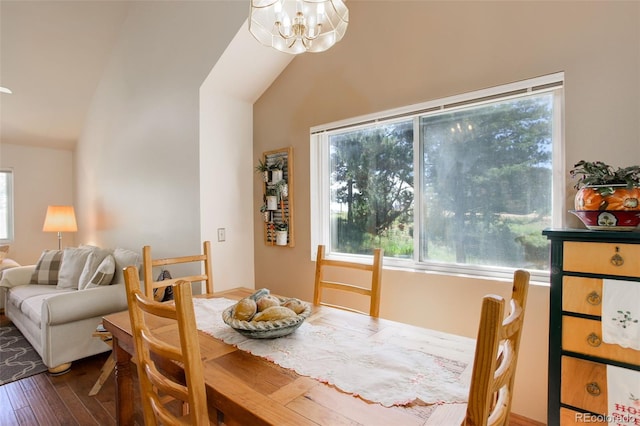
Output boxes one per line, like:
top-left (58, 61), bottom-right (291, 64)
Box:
top-left (30, 250), bottom-right (63, 285)
top-left (57, 247), bottom-right (93, 290)
top-left (84, 255), bottom-right (116, 289)
top-left (20, 289), bottom-right (74, 325)
top-left (78, 247), bottom-right (113, 290)
top-left (112, 248), bottom-right (141, 285)
top-left (7, 284), bottom-right (68, 311)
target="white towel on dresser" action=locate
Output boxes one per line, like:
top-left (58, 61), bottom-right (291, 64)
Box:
top-left (607, 364), bottom-right (640, 426)
top-left (602, 279), bottom-right (640, 350)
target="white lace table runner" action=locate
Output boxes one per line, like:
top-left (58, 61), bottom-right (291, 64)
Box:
top-left (192, 297), bottom-right (471, 407)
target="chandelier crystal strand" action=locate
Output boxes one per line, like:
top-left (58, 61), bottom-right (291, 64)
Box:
top-left (249, 0), bottom-right (348, 54)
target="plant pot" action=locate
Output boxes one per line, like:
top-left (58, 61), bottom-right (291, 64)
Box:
top-left (275, 230), bottom-right (288, 246)
top-left (271, 169), bottom-right (283, 184)
top-left (262, 171), bottom-right (269, 182)
top-left (266, 196), bottom-right (278, 210)
top-left (575, 185), bottom-right (640, 211)
top-left (570, 210), bottom-right (640, 231)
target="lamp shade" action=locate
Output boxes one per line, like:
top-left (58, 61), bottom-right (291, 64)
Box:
top-left (42, 205), bottom-right (78, 232)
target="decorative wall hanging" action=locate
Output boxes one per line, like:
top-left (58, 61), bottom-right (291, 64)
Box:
top-left (256, 147), bottom-right (294, 246)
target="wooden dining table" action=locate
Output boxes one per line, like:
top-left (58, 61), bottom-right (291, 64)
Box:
top-left (102, 287), bottom-right (475, 425)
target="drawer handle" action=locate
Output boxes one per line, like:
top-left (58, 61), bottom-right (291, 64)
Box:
top-left (586, 382), bottom-right (601, 397)
top-left (586, 291), bottom-right (602, 306)
top-left (587, 332), bottom-right (602, 347)
top-left (610, 247), bottom-right (624, 267)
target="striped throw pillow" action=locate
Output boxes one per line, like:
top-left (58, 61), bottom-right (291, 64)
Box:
top-left (84, 255), bottom-right (116, 289)
top-left (30, 250), bottom-right (63, 285)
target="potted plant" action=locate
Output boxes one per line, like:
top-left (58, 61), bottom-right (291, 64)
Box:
top-left (570, 160), bottom-right (640, 210)
top-left (270, 158), bottom-right (284, 184)
top-left (255, 158), bottom-right (269, 182)
top-left (274, 179), bottom-right (288, 199)
top-left (274, 223), bottom-right (288, 246)
top-left (570, 160), bottom-right (640, 230)
top-left (259, 204), bottom-right (270, 222)
top-left (265, 187), bottom-right (278, 210)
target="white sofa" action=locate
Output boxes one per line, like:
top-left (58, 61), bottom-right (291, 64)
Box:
top-left (0, 246), bottom-right (139, 373)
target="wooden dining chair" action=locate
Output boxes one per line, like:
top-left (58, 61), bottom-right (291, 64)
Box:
top-left (313, 244), bottom-right (384, 317)
top-left (123, 265), bottom-right (210, 426)
top-left (143, 240), bottom-right (213, 300)
top-left (464, 269), bottom-right (530, 426)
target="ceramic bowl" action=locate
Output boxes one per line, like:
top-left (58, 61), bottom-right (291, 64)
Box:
top-left (222, 301), bottom-right (311, 339)
top-left (570, 210), bottom-right (640, 231)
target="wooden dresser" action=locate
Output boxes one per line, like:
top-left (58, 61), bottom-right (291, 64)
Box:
top-left (543, 229), bottom-right (640, 425)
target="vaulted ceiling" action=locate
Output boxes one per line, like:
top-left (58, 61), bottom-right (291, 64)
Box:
top-left (0, 1), bottom-right (259, 151)
top-left (0, 1), bottom-right (134, 150)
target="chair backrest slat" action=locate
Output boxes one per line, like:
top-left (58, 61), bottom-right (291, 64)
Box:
top-left (464, 269), bottom-right (530, 426)
top-left (313, 245), bottom-right (383, 317)
top-left (124, 265), bottom-right (209, 425)
top-left (143, 241), bottom-right (213, 300)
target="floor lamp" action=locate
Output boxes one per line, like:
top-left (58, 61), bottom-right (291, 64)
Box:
top-left (42, 205), bottom-right (78, 250)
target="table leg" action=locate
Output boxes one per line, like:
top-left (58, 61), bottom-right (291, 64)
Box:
top-left (112, 336), bottom-right (135, 426)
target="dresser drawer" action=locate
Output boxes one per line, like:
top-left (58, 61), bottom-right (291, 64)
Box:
top-left (563, 316), bottom-right (640, 365)
top-left (563, 242), bottom-right (640, 276)
top-left (560, 408), bottom-right (607, 426)
top-left (561, 356), bottom-right (607, 416)
top-left (563, 276), bottom-right (602, 316)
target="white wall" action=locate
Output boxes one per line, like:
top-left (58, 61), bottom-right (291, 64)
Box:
top-left (199, 92), bottom-right (255, 291)
top-left (199, 23), bottom-right (292, 291)
top-left (0, 143), bottom-right (75, 264)
top-left (75, 1), bottom-right (246, 281)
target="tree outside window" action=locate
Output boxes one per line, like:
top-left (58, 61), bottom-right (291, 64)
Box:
top-left (330, 121), bottom-right (414, 257)
top-left (314, 74), bottom-right (562, 277)
top-left (420, 94), bottom-right (553, 270)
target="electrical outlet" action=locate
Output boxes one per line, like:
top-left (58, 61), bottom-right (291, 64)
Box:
top-left (217, 228), bottom-right (226, 242)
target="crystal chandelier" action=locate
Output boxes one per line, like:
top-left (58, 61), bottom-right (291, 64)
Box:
top-left (249, 0), bottom-right (349, 55)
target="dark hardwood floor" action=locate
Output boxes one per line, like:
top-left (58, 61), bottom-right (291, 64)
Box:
top-left (0, 311), bottom-right (143, 426)
top-left (0, 351), bottom-right (134, 426)
top-left (1, 314), bottom-right (545, 425)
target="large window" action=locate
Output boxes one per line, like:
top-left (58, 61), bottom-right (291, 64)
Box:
top-left (311, 74), bottom-right (564, 281)
top-left (0, 169), bottom-right (14, 243)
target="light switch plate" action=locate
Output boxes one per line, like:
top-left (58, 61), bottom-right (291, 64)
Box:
top-left (217, 228), bottom-right (225, 242)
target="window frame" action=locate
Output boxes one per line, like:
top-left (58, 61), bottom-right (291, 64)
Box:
top-left (311, 73), bottom-right (564, 283)
top-left (0, 168), bottom-right (15, 244)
